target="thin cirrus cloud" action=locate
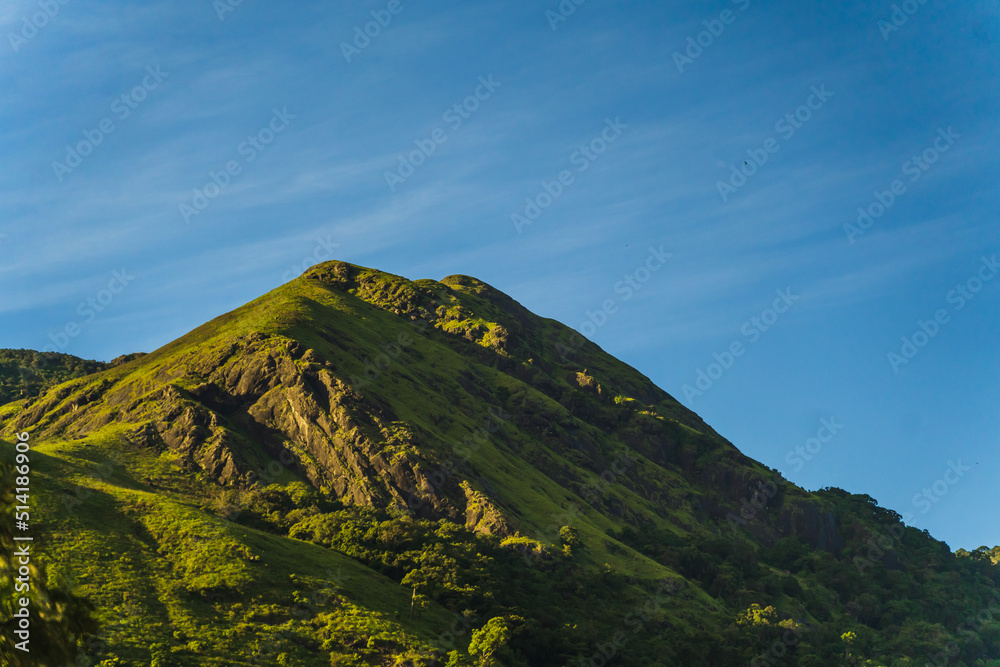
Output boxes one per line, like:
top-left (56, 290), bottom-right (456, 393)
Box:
top-left (1, 0), bottom-right (997, 548)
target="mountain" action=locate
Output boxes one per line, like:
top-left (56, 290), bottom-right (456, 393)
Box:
top-left (1, 260), bottom-right (998, 666)
top-left (0, 350), bottom-right (109, 406)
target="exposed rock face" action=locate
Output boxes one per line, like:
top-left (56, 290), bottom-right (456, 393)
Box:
top-left (778, 501), bottom-right (844, 553)
top-left (12, 332), bottom-right (496, 530)
top-left (463, 481), bottom-right (513, 535)
top-left (5, 260), bottom-right (844, 550)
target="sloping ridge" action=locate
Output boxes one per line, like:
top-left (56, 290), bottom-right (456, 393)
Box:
top-left (7, 260), bottom-right (837, 549)
top-left (3, 260), bottom-right (999, 666)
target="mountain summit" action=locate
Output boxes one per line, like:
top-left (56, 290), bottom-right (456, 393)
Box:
top-left (2, 261), bottom-right (998, 666)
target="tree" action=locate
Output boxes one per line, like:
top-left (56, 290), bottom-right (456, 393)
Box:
top-left (559, 526), bottom-right (582, 557)
top-left (445, 650), bottom-right (475, 667)
top-left (400, 571), bottom-right (429, 620)
top-left (841, 630), bottom-right (857, 664)
top-left (468, 616), bottom-right (517, 666)
top-left (736, 603), bottom-right (777, 629)
top-left (736, 602), bottom-right (779, 651)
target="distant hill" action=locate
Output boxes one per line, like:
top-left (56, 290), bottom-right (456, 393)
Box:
top-left (1, 261), bottom-right (997, 666)
top-left (0, 350), bottom-right (149, 406)
top-left (0, 350), bottom-right (108, 405)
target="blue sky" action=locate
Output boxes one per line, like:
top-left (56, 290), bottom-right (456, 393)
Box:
top-left (1, 0), bottom-right (997, 550)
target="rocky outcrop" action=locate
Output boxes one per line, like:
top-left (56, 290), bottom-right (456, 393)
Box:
top-left (11, 330), bottom-right (512, 535)
top-left (3, 260), bottom-right (844, 551)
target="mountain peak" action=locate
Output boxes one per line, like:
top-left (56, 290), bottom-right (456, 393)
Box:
top-left (2, 261), bottom-right (997, 666)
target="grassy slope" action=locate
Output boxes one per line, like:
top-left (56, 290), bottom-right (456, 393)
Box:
top-left (6, 266), bottom-right (724, 579)
top-left (2, 261), bottom-right (998, 666)
top-left (14, 430), bottom-right (459, 665)
top-left (0, 265), bottom-right (735, 663)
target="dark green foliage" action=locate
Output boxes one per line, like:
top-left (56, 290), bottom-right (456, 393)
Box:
top-left (0, 349), bottom-right (109, 406)
top-left (1, 262), bottom-right (999, 665)
top-left (761, 536), bottom-right (811, 570)
top-left (286, 508), bottom-right (629, 663)
top-left (957, 545), bottom-right (1000, 566)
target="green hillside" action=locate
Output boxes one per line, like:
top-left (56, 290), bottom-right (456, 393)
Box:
top-left (1, 261), bottom-right (998, 666)
top-left (0, 350), bottom-right (113, 406)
